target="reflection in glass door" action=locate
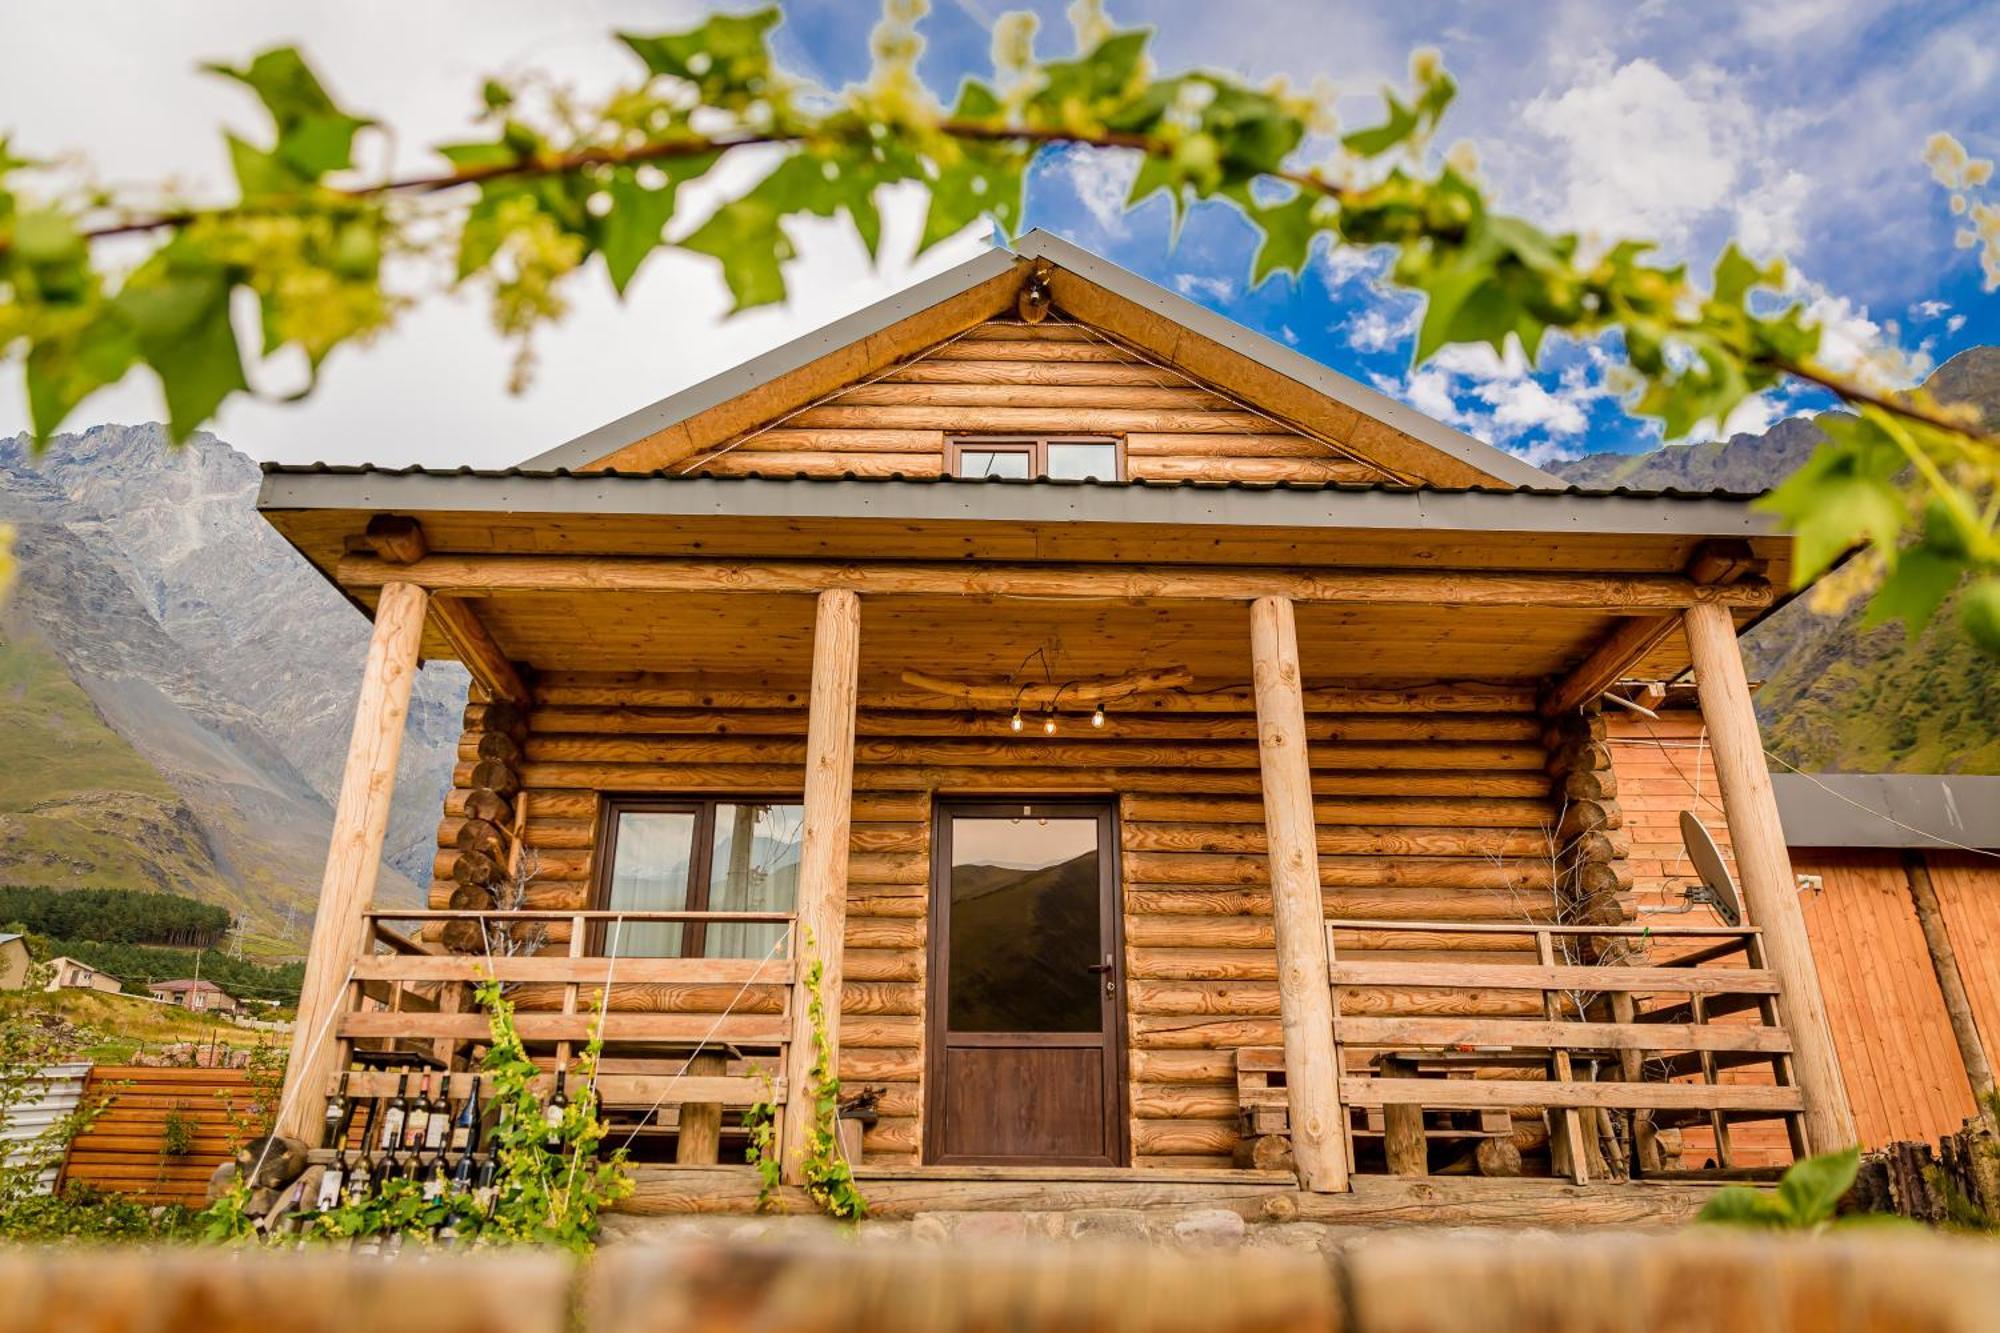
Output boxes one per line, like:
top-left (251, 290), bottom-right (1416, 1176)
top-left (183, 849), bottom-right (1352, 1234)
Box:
top-left (926, 800), bottom-right (1125, 1166)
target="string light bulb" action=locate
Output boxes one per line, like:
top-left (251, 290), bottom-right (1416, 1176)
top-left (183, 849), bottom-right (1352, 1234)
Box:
top-left (1042, 713), bottom-right (1058, 735)
top-left (1090, 705), bottom-right (1106, 728)
top-left (1009, 710), bottom-right (1024, 733)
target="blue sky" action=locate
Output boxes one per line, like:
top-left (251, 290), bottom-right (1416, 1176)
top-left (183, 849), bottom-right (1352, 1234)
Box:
top-left (797, 0), bottom-right (2000, 462)
top-left (1, 0), bottom-right (1994, 466)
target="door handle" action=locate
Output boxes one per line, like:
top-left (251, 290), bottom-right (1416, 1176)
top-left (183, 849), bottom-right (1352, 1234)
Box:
top-left (1085, 962), bottom-right (1114, 974)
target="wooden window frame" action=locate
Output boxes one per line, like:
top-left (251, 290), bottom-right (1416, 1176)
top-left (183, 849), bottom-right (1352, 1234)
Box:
top-left (946, 434), bottom-right (1126, 481)
top-left (589, 794), bottom-right (802, 957)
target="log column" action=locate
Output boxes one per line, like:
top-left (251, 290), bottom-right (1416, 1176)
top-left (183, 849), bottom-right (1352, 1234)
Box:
top-left (1249, 596), bottom-right (1350, 1193)
top-left (1903, 851), bottom-right (1997, 1119)
top-left (277, 580), bottom-right (429, 1142)
top-left (781, 589), bottom-right (861, 1185)
top-left (1683, 602), bottom-right (1856, 1153)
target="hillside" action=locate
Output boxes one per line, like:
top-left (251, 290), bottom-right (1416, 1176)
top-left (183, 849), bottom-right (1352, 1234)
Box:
top-left (1550, 346), bottom-right (2000, 775)
top-left (0, 425), bottom-right (468, 946)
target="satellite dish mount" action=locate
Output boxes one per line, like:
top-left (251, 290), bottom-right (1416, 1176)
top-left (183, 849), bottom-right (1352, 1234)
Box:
top-left (1639, 811), bottom-right (1745, 928)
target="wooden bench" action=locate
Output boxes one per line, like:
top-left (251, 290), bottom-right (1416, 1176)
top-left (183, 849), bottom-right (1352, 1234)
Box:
top-left (1233, 1047), bottom-right (1517, 1176)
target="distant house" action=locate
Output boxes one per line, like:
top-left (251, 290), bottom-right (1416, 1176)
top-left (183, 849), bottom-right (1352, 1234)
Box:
top-left (0, 934), bottom-right (28, 991)
top-left (147, 978), bottom-right (238, 1013)
top-left (44, 956), bottom-right (122, 996)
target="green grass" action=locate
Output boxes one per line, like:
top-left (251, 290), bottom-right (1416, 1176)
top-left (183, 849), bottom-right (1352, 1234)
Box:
top-left (0, 625), bottom-right (175, 809)
top-left (0, 988), bottom-right (281, 1065)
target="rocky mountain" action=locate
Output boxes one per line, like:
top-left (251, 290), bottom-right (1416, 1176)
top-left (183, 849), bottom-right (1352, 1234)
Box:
top-left (0, 424), bottom-right (467, 947)
top-left (1549, 346), bottom-right (2000, 775)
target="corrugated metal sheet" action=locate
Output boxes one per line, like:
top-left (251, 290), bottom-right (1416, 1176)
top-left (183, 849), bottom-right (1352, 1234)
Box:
top-left (2, 1062), bottom-right (91, 1195)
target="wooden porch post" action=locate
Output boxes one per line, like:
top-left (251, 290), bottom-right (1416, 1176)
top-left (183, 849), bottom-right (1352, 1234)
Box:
top-left (276, 581), bottom-right (429, 1142)
top-left (1903, 851), bottom-right (1998, 1116)
top-left (781, 589), bottom-right (861, 1185)
top-left (1249, 595), bottom-right (1350, 1192)
top-left (1682, 602), bottom-right (1856, 1153)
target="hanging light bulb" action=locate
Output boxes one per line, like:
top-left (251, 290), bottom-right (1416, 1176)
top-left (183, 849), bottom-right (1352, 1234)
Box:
top-left (1090, 704), bottom-right (1106, 728)
top-left (1042, 713), bottom-right (1057, 735)
top-left (1009, 709), bottom-right (1024, 733)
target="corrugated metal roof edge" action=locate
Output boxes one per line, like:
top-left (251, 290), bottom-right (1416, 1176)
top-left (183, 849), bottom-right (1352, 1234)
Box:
top-left (257, 460), bottom-right (1770, 504)
top-left (1774, 773), bottom-right (2000, 852)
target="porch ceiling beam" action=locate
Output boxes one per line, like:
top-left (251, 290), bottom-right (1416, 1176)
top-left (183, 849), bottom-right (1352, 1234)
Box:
top-left (335, 553), bottom-right (1777, 612)
top-left (363, 515), bottom-right (532, 706)
top-left (428, 595), bottom-right (533, 707)
top-left (1539, 540), bottom-right (1767, 718)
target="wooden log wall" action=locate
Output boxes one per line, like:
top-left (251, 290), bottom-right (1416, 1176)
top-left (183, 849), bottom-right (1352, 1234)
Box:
top-left (673, 319), bottom-right (1404, 485)
top-left (1606, 713), bottom-right (2000, 1160)
top-left (424, 672), bottom-right (1614, 1171)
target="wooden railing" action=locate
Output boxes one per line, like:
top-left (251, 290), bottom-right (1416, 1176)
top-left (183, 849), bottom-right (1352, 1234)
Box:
top-left (1324, 919), bottom-right (1806, 1182)
top-left (329, 908), bottom-right (797, 1127)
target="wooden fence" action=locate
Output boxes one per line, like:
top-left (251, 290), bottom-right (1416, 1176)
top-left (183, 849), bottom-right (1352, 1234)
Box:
top-left (1, 1233), bottom-right (1998, 1332)
top-left (59, 1066), bottom-right (266, 1206)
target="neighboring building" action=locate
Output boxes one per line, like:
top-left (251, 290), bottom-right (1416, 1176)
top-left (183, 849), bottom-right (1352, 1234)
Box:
top-left (0, 934), bottom-right (28, 991)
top-left (43, 956), bottom-right (123, 996)
top-left (1608, 706), bottom-right (2000, 1160)
top-left (256, 231), bottom-right (1853, 1225)
top-left (147, 978), bottom-right (239, 1013)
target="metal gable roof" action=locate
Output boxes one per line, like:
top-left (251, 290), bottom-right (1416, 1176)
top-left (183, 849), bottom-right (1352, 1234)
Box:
top-left (517, 229), bottom-right (1560, 490)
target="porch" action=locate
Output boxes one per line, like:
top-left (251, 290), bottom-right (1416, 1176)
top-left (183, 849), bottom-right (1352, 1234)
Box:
top-left (259, 468), bottom-right (1854, 1205)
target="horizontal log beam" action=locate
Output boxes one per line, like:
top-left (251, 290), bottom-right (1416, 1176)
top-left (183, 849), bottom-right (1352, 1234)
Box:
top-left (338, 553), bottom-right (1776, 611)
top-left (1341, 1078), bottom-right (1803, 1113)
top-left (1335, 1016), bottom-right (1794, 1053)
top-left (349, 955), bottom-right (793, 985)
top-left (1330, 960), bottom-right (1779, 995)
top-left (336, 1012), bottom-right (790, 1044)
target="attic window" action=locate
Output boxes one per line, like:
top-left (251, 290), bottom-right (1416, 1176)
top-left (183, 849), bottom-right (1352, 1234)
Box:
top-left (948, 435), bottom-right (1123, 481)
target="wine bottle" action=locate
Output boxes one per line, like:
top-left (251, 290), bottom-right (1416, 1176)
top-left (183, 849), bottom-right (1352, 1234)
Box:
top-left (422, 1077), bottom-right (451, 1153)
top-left (543, 1067), bottom-right (569, 1149)
top-left (378, 1069), bottom-right (410, 1151)
top-left (316, 1147), bottom-right (347, 1211)
top-left (449, 1075), bottom-right (482, 1153)
top-left (450, 1141), bottom-right (476, 1191)
top-left (472, 1104), bottom-right (507, 1212)
top-left (322, 1071), bottom-right (351, 1150)
top-left (349, 1095), bottom-right (380, 1203)
top-left (403, 1072), bottom-right (433, 1153)
top-left (421, 1154), bottom-right (448, 1201)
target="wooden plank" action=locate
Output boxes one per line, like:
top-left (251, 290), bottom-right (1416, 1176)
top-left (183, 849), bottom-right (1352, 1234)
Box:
top-left (783, 588), bottom-right (860, 1185)
top-left (348, 955), bottom-right (794, 984)
top-left (277, 579), bottom-right (428, 1143)
top-left (1335, 1016), bottom-right (1794, 1054)
top-left (339, 553), bottom-right (1774, 612)
top-left (1542, 615), bottom-right (1681, 717)
top-left (337, 1012), bottom-right (790, 1043)
top-left (1904, 851), bottom-right (1997, 1108)
top-left (1250, 595), bottom-right (1349, 1193)
top-left (1342, 1078), bottom-right (1805, 1112)
top-left (1684, 601), bottom-right (1855, 1152)
top-left (333, 1068), bottom-right (780, 1105)
top-left (1330, 961), bottom-right (1780, 994)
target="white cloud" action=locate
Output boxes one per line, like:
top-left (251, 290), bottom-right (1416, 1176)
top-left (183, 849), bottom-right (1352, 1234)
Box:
top-left (1910, 299), bottom-right (1952, 320)
top-left (1053, 148), bottom-right (1140, 237)
top-left (1371, 334), bottom-right (1609, 454)
top-left (1948, 314), bottom-right (1968, 334)
top-left (1518, 57), bottom-right (1799, 259)
top-left (1341, 301), bottom-right (1419, 354)
top-left (1174, 273), bottom-right (1236, 302)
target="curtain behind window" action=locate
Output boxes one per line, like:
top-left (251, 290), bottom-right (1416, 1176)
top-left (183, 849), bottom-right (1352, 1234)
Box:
top-left (605, 810), bottom-right (697, 957)
top-left (706, 802), bottom-right (804, 959)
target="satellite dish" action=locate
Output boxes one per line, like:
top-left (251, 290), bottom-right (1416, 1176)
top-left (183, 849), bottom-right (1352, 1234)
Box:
top-left (1678, 811), bottom-right (1744, 927)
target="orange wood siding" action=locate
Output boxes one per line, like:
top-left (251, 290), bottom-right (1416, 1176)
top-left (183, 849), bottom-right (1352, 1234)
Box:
top-left (675, 320), bottom-right (1405, 485)
top-left (61, 1066), bottom-right (257, 1206)
top-left (1608, 714), bottom-right (1988, 1156)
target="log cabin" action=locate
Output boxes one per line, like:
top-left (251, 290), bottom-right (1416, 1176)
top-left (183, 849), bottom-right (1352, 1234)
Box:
top-left (257, 230), bottom-right (1856, 1224)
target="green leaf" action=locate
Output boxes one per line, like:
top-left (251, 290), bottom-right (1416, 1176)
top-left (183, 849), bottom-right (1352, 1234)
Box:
top-left (115, 259), bottom-right (246, 440)
top-left (205, 47), bottom-right (371, 181)
top-left (1343, 93), bottom-right (1418, 157)
top-left (11, 208), bottom-right (83, 264)
top-left (1245, 190), bottom-right (1321, 287)
top-left (1758, 426), bottom-right (1908, 581)
top-left (600, 162), bottom-right (697, 295)
top-left (24, 317), bottom-right (138, 440)
top-left (1697, 1185), bottom-right (1798, 1228)
top-left (1775, 1145), bottom-right (1860, 1226)
top-left (620, 9), bottom-right (780, 101)
top-left (1961, 578), bottom-right (2000, 658)
top-left (1861, 545), bottom-right (1963, 640)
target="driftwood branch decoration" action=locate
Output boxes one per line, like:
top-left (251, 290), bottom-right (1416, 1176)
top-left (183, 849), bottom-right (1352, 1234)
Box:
top-left (899, 666), bottom-right (1194, 708)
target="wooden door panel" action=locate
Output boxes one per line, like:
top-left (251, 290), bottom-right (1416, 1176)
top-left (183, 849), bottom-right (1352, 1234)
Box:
top-left (927, 799), bottom-right (1127, 1166)
top-left (937, 1046), bottom-right (1109, 1162)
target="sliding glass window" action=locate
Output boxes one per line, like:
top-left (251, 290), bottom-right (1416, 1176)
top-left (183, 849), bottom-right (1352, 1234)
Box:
top-left (596, 798), bottom-right (804, 959)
